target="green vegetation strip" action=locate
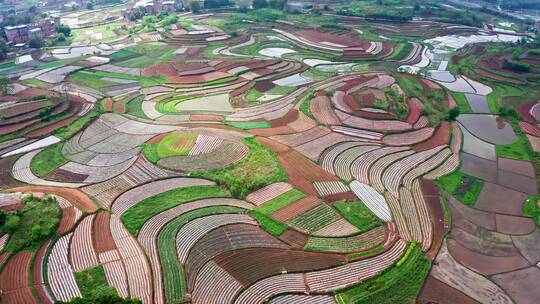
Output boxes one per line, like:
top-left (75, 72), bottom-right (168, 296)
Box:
top-left (0, 194), bottom-right (61, 252)
top-left (255, 189), bottom-right (305, 215)
top-left (121, 185), bottom-right (230, 235)
top-left (523, 194), bottom-right (540, 229)
top-left (75, 266), bottom-right (118, 298)
top-left (158, 206), bottom-right (245, 303)
top-left (435, 171), bottom-right (483, 207)
top-left (224, 121), bottom-right (271, 130)
top-left (30, 143), bottom-right (68, 177)
top-left (334, 200), bottom-right (384, 233)
top-left (193, 137), bottom-right (287, 199)
top-left (288, 203), bottom-right (341, 233)
top-left (157, 133), bottom-right (197, 158)
top-left (336, 243), bottom-right (430, 304)
top-left (248, 210), bottom-right (288, 237)
top-left (125, 95), bottom-right (148, 119)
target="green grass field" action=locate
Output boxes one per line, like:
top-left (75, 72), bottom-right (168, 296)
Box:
top-left (121, 185), bottom-right (230, 235)
top-left (435, 171), bottom-right (483, 206)
top-left (334, 200), bottom-right (384, 233)
top-left (75, 266), bottom-right (117, 298)
top-left (158, 206), bottom-right (246, 303)
top-left (30, 143), bottom-right (68, 177)
top-left (194, 137), bottom-right (288, 199)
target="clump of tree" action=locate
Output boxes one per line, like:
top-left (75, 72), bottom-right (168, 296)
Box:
top-left (0, 38), bottom-right (9, 61)
top-left (0, 194), bottom-right (61, 252)
top-left (189, 0), bottom-right (202, 13)
top-left (56, 24), bottom-right (72, 37)
top-left (205, 0), bottom-right (231, 9)
top-left (502, 59), bottom-right (531, 73)
top-left (28, 36), bottom-right (44, 48)
top-left (58, 294), bottom-right (142, 304)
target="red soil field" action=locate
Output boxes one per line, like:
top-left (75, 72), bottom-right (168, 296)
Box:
top-left (57, 206), bottom-right (77, 234)
top-left (279, 229), bottom-right (308, 249)
top-left (0, 252), bottom-right (37, 304)
top-left (93, 211), bottom-right (117, 254)
top-left (413, 121), bottom-right (450, 152)
top-left (214, 247), bottom-right (346, 286)
top-left (33, 240), bottom-right (53, 304)
top-left (355, 110), bottom-right (396, 120)
top-left (9, 186), bottom-right (98, 212)
top-left (421, 179), bottom-right (447, 260)
top-left (0, 156), bottom-right (24, 189)
top-left (271, 195), bottom-right (320, 222)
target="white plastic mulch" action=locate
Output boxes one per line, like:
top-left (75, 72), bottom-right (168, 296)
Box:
top-left (2, 136), bottom-right (61, 157)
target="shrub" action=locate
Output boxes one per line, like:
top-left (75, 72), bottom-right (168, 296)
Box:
top-left (502, 59), bottom-right (531, 73)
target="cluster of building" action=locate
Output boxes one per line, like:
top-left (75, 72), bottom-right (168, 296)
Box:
top-left (122, 0), bottom-right (192, 20)
top-left (4, 17), bottom-right (62, 45)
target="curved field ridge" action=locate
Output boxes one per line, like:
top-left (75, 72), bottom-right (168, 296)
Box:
top-left (431, 244), bottom-right (513, 304)
top-left (176, 214), bottom-right (258, 263)
top-left (234, 239), bottom-right (407, 303)
top-left (246, 182), bottom-right (294, 206)
top-left (350, 181), bottom-right (392, 222)
top-left (47, 233), bottom-right (82, 302)
top-left (112, 177), bottom-right (215, 215)
top-left (110, 214), bottom-right (153, 304)
top-left (70, 214), bottom-right (99, 272)
top-left (137, 198), bottom-right (254, 304)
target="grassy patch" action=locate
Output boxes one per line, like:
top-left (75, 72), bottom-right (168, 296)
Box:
top-left (336, 243), bottom-right (430, 304)
top-left (347, 245), bottom-right (385, 260)
top-left (435, 171), bottom-right (483, 206)
top-left (334, 200), bottom-right (384, 233)
top-left (248, 210), bottom-right (288, 237)
top-left (121, 185), bottom-right (229, 235)
top-left (157, 133), bottom-right (197, 158)
top-left (158, 206), bottom-right (245, 303)
top-left (75, 266), bottom-right (117, 298)
top-left (30, 142), bottom-right (68, 177)
top-left (224, 121), bottom-right (271, 130)
top-left (388, 41), bottom-right (413, 61)
top-left (142, 143), bottom-right (160, 164)
top-left (125, 95), bottom-right (148, 119)
top-left (0, 194), bottom-right (61, 252)
top-left (20, 78), bottom-right (49, 88)
top-left (53, 109), bottom-right (100, 139)
top-left (193, 137), bottom-right (288, 199)
top-left (522, 194), bottom-right (540, 228)
top-left (450, 91), bottom-right (473, 113)
top-left (255, 189), bottom-right (306, 215)
top-left (496, 118), bottom-right (533, 161)
top-left (109, 49), bottom-right (138, 61)
top-left (486, 84), bottom-right (523, 114)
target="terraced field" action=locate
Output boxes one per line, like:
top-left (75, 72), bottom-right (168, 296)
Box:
top-left (0, 5), bottom-right (538, 304)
